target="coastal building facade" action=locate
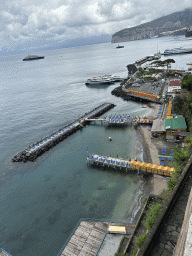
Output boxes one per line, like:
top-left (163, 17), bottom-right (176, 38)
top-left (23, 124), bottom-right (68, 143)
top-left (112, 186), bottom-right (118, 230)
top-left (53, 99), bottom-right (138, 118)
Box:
top-left (165, 115), bottom-right (187, 141)
top-left (166, 79), bottom-right (181, 98)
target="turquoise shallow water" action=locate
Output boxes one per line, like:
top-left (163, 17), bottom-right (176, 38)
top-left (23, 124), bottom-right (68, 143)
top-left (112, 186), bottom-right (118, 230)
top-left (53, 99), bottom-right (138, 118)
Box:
top-left (0, 36), bottom-right (191, 255)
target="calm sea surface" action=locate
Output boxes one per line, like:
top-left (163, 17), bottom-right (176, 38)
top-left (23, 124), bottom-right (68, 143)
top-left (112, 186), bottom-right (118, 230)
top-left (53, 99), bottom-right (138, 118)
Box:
top-left (0, 36), bottom-right (191, 256)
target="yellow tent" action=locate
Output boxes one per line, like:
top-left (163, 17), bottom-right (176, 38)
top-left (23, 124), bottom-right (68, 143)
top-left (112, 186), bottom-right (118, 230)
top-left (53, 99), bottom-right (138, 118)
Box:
top-left (157, 165), bottom-right (163, 175)
top-left (146, 163), bottom-right (153, 173)
top-left (140, 162), bottom-right (147, 172)
top-left (151, 164), bottom-right (158, 174)
top-left (130, 160), bottom-right (137, 169)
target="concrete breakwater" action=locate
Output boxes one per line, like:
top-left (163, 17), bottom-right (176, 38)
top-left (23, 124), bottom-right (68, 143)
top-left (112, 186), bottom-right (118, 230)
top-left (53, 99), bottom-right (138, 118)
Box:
top-left (12, 103), bottom-right (115, 163)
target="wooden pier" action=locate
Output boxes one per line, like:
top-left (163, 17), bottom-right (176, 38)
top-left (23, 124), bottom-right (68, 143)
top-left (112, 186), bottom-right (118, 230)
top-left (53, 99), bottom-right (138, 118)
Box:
top-left (58, 220), bottom-right (135, 256)
top-left (0, 249), bottom-right (12, 256)
top-left (85, 115), bottom-right (153, 126)
top-left (85, 115), bottom-right (136, 126)
top-left (87, 154), bottom-right (132, 171)
top-left (87, 154), bottom-right (175, 177)
top-left (12, 103), bottom-right (115, 163)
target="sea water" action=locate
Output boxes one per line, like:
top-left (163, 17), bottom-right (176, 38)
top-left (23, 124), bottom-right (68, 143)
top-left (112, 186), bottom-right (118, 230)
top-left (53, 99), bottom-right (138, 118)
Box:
top-left (0, 36), bottom-right (191, 256)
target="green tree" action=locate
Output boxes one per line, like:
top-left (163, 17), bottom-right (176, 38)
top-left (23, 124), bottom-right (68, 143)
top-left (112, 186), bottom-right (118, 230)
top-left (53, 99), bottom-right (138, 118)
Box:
top-left (162, 59), bottom-right (175, 69)
top-left (151, 59), bottom-right (175, 69)
top-left (151, 60), bottom-right (165, 68)
top-left (173, 146), bottom-right (190, 165)
top-left (181, 74), bottom-right (192, 91)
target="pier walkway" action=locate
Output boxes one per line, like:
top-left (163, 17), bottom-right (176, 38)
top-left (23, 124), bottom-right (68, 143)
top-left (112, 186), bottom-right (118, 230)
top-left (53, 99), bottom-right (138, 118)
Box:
top-left (87, 154), bottom-right (175, 177)
top-left (85, 115), bottom-right (153, 126)
top-left (12, 103), bottom-right (115, 163)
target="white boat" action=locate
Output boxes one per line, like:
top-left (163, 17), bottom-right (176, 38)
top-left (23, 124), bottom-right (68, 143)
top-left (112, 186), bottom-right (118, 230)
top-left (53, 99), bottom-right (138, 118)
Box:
top-left (85, 75), bottom-right (124, 85)
top-left (164, 47), bottom-right (192, 55)
top-left (153, 53), bottom-right (161, 59)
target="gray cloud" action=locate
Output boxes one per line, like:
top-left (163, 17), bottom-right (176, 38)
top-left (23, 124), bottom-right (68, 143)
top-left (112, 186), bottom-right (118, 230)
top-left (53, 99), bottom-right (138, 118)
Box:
top-left (0, 0), bottom-right (192, 52)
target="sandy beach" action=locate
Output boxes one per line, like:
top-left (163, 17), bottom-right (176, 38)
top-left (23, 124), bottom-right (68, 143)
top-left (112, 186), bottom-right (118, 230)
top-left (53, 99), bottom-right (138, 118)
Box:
top-left (138, 103), bottom-right (173, 196)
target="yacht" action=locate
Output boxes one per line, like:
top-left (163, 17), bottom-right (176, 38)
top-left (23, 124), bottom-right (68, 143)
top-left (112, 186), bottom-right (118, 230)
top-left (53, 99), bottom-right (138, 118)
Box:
top-left (23, 54), bottom-right (45, 61)
top-left (164, 47), bottom-right (192, 55)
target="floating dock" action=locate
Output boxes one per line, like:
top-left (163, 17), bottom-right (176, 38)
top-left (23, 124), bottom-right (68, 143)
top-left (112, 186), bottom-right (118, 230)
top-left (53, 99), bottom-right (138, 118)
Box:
top-left (87, 154), bottom-right (175, 177)
top-left (12, 103), bottom-right (115, 163)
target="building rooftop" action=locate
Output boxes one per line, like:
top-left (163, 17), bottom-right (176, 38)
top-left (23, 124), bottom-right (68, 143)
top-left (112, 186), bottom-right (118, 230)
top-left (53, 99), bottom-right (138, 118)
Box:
top-left (169, 80), bottom-right (181, 87)
top-left (164, 115), bottom-right (187, 130)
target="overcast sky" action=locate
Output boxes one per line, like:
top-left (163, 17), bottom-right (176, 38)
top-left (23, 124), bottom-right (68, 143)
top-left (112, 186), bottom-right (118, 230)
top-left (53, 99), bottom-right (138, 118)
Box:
top-left (1, 0), bottom-right (192, 52)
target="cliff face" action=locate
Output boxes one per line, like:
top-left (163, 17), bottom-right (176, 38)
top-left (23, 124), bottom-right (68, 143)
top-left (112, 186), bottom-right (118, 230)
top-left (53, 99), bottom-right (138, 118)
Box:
top-left (111, 8), bottom-right (192, 43)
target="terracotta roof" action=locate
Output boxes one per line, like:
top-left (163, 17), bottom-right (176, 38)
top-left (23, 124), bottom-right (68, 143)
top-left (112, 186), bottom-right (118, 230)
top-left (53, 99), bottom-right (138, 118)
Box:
top-left (169, 80), bottom-right (181, 87)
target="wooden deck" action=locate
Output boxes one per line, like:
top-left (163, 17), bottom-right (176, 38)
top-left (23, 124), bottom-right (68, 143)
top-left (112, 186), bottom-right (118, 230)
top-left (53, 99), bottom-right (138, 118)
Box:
top-left (0, 251), bottom-right (11, 256)
top-left (60, 221), bottom-right (135, 256)
top-left (61, 221), bottom-right (108, 256)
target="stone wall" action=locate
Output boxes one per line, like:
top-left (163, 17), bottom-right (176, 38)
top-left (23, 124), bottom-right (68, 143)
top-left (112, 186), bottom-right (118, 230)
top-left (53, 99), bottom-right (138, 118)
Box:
top-left (137, 154), bottom-right (192, 256)
top-left (173, 188), bottom-right (192, 256)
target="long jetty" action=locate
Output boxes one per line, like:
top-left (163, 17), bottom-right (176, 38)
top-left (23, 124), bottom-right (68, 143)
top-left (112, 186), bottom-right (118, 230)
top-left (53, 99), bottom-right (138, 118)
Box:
top-left (85, 115), bottom-right (153, 126)
top-left (87, 154), bottom-right (175, 177)
top-left (12, 103), bottom-right (115, 163)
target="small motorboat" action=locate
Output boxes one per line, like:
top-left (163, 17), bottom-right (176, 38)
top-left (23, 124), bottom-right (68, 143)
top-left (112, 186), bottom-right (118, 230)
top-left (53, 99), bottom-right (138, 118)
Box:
top-left (116, 45), bottom-right (124, 48)
top-left (109, 137), bottom-right (112, 141)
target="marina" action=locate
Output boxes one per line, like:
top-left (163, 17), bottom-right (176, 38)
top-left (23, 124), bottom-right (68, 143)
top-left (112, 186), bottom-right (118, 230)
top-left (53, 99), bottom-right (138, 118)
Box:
top-left (2, 37), bottom-right (192, 256)
top-left (134, 52), bottom-right (161, 66)
top-left (12, 103), bottom-right (115, 162)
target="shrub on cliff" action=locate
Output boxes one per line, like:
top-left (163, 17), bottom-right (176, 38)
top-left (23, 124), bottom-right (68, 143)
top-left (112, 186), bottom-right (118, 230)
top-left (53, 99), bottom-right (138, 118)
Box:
top-left (144, 203), bottom-right (162, 230)
top-left (173, 146), bottom-right (190, 166)
top-left (137, 233), bottom-right (147, 248)
top-left (167, 172), bottom-right (180, 192)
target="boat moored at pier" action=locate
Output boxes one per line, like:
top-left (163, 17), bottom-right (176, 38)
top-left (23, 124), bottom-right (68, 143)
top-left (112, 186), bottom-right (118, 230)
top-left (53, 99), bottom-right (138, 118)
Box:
top-left (164, 47), bottom-right (192, 55)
